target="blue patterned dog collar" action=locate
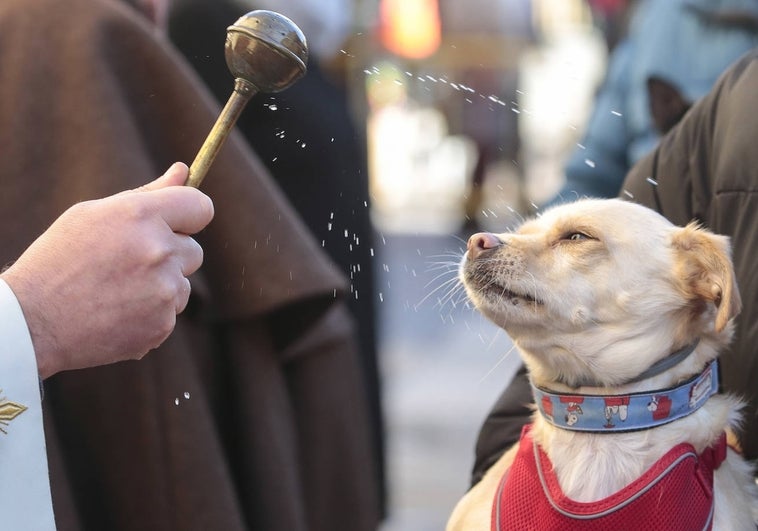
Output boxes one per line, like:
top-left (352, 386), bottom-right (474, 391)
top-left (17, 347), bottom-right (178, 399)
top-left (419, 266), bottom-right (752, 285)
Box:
top-left (532, 360), bottom-right (719, 432)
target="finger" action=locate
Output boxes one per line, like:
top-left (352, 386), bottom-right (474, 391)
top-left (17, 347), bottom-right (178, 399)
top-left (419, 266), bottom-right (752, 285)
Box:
top-left (138, 162), bottom-right (189, 192)
top-left (174, 234), bottom-right (204, 276)
top-left (176, 276), bottom-right (192, 315)
top-left (145, 186), bottom-right (215, 235)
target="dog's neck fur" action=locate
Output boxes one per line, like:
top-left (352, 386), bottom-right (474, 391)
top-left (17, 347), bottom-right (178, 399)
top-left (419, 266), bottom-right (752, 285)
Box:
top-left (552, 340), bottom-right (701, 388)
top-left (520, 334), bottom-right (739, 503)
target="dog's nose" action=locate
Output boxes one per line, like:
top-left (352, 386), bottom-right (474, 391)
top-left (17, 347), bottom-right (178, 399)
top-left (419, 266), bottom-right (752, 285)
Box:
top-left (467, 232), bottom-right (502, 259)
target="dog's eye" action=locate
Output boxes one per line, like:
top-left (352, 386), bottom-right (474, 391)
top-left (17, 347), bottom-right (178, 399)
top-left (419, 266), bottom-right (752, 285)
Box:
top-left (566, 232), bottom-right (591, 241)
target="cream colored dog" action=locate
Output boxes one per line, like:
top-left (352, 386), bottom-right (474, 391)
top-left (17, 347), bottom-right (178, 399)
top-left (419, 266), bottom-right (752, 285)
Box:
top-left (449, 199), bottom-right (758, 530)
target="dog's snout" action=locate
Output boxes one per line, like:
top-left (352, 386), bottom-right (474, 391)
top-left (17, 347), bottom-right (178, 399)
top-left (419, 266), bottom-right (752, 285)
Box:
top-left (467, 232), bottom-right (502, 259)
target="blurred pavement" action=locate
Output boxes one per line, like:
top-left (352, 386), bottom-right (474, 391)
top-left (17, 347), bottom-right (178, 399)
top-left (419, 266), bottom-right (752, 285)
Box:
top-left (375, 231), bottom-right (521, 531)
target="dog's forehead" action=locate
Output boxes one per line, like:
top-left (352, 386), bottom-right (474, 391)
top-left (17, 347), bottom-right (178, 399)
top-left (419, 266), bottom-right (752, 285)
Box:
top-left (518, 199), bottom-right (674, 237)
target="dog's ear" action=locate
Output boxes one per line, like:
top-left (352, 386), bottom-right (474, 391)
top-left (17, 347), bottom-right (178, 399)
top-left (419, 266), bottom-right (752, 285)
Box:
top-left (671, 222), bottom-right (741, 332)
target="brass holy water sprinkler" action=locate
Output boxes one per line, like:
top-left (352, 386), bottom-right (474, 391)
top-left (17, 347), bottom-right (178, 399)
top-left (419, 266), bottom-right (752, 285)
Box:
top-left (185, 10), bottom-right (308, 188)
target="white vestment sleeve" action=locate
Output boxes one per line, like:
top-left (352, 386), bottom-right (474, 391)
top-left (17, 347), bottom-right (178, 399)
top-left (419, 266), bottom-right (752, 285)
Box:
top-left (0, 278), bottom-right (56, 530)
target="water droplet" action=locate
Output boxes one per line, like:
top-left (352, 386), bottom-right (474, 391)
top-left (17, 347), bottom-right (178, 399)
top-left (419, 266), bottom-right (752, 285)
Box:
top-left (174, 398), bottom-right (180, 406)
top-left (584, 159), bottom-right (596, 168)
top-left (184, 392), bottom-right (190, 399)
top-left (379, 293), bottom-right (384, 302)
top-left (611, 110), bottom-right (622, 117)
top-left (268, 104), bottom-right (278, 111)
top-left (370, 248), bottom-right (375, 257)
top-left (623, 189), bottom-right (634, 198)
top-left (300, 142), bottom-right (307, 148)
top-left (645, 177), bottom-right (659, 186)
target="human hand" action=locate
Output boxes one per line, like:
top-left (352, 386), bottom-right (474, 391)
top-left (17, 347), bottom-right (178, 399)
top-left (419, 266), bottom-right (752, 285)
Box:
top-left (1, 162), bottom-right (214, 378)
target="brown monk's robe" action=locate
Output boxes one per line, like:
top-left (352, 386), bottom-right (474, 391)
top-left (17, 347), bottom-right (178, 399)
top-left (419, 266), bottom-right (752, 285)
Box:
top-left (0, 0), bottom-right (380, 529)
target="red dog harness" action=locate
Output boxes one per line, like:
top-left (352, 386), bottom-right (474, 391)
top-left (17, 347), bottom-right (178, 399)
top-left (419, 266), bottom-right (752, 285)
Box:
top-left (492, 425), bottom-right (727, 531)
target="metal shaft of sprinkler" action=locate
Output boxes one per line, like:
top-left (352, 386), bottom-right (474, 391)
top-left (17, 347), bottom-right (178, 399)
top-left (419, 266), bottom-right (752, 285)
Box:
top-left (185, 79), bottom-right (256, 188)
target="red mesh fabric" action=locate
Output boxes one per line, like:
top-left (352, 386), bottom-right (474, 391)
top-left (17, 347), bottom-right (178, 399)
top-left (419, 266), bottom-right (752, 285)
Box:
top-left (492, 425), bottom-right (726, 531)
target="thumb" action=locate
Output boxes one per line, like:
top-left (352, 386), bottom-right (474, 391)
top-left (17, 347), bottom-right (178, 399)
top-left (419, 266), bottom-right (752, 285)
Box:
top-left (138, 162), bottom-right (189, 192)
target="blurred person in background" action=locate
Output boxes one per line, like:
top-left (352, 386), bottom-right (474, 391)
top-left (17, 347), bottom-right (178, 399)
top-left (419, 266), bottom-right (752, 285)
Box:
top-left (586, 0), bottom-right (634, 52)
top-left (0, 0), bottom-right (380, 529)
top-left (546, 0), bottom-right (758, 205)
top-left (167, 0), bottom-right (386, 515)
top-left (437, 0), bottom-right (536, 226)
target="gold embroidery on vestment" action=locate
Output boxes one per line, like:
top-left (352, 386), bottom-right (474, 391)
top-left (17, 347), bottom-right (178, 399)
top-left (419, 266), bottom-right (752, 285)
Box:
top-left (0, 390), bottom-right (27, 434)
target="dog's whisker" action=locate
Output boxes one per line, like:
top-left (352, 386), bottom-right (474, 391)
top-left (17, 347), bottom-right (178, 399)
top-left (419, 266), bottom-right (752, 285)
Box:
top-left (438, 283), bottom-right (470, 310)
top-left (431, 283), bottom-right (465, 311)
top-left (478, 340), bottom-right (518, 384)
top-left (426, 251), bottom-right (465, 260)
top-left (425, 255), bottom-right (459, 263)
top-left (422, 268), bottom-right (458, 289)
top-left (416, 275), bottom-right (463, 310)
top-left (425, 263), bottom-right (459, 274)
